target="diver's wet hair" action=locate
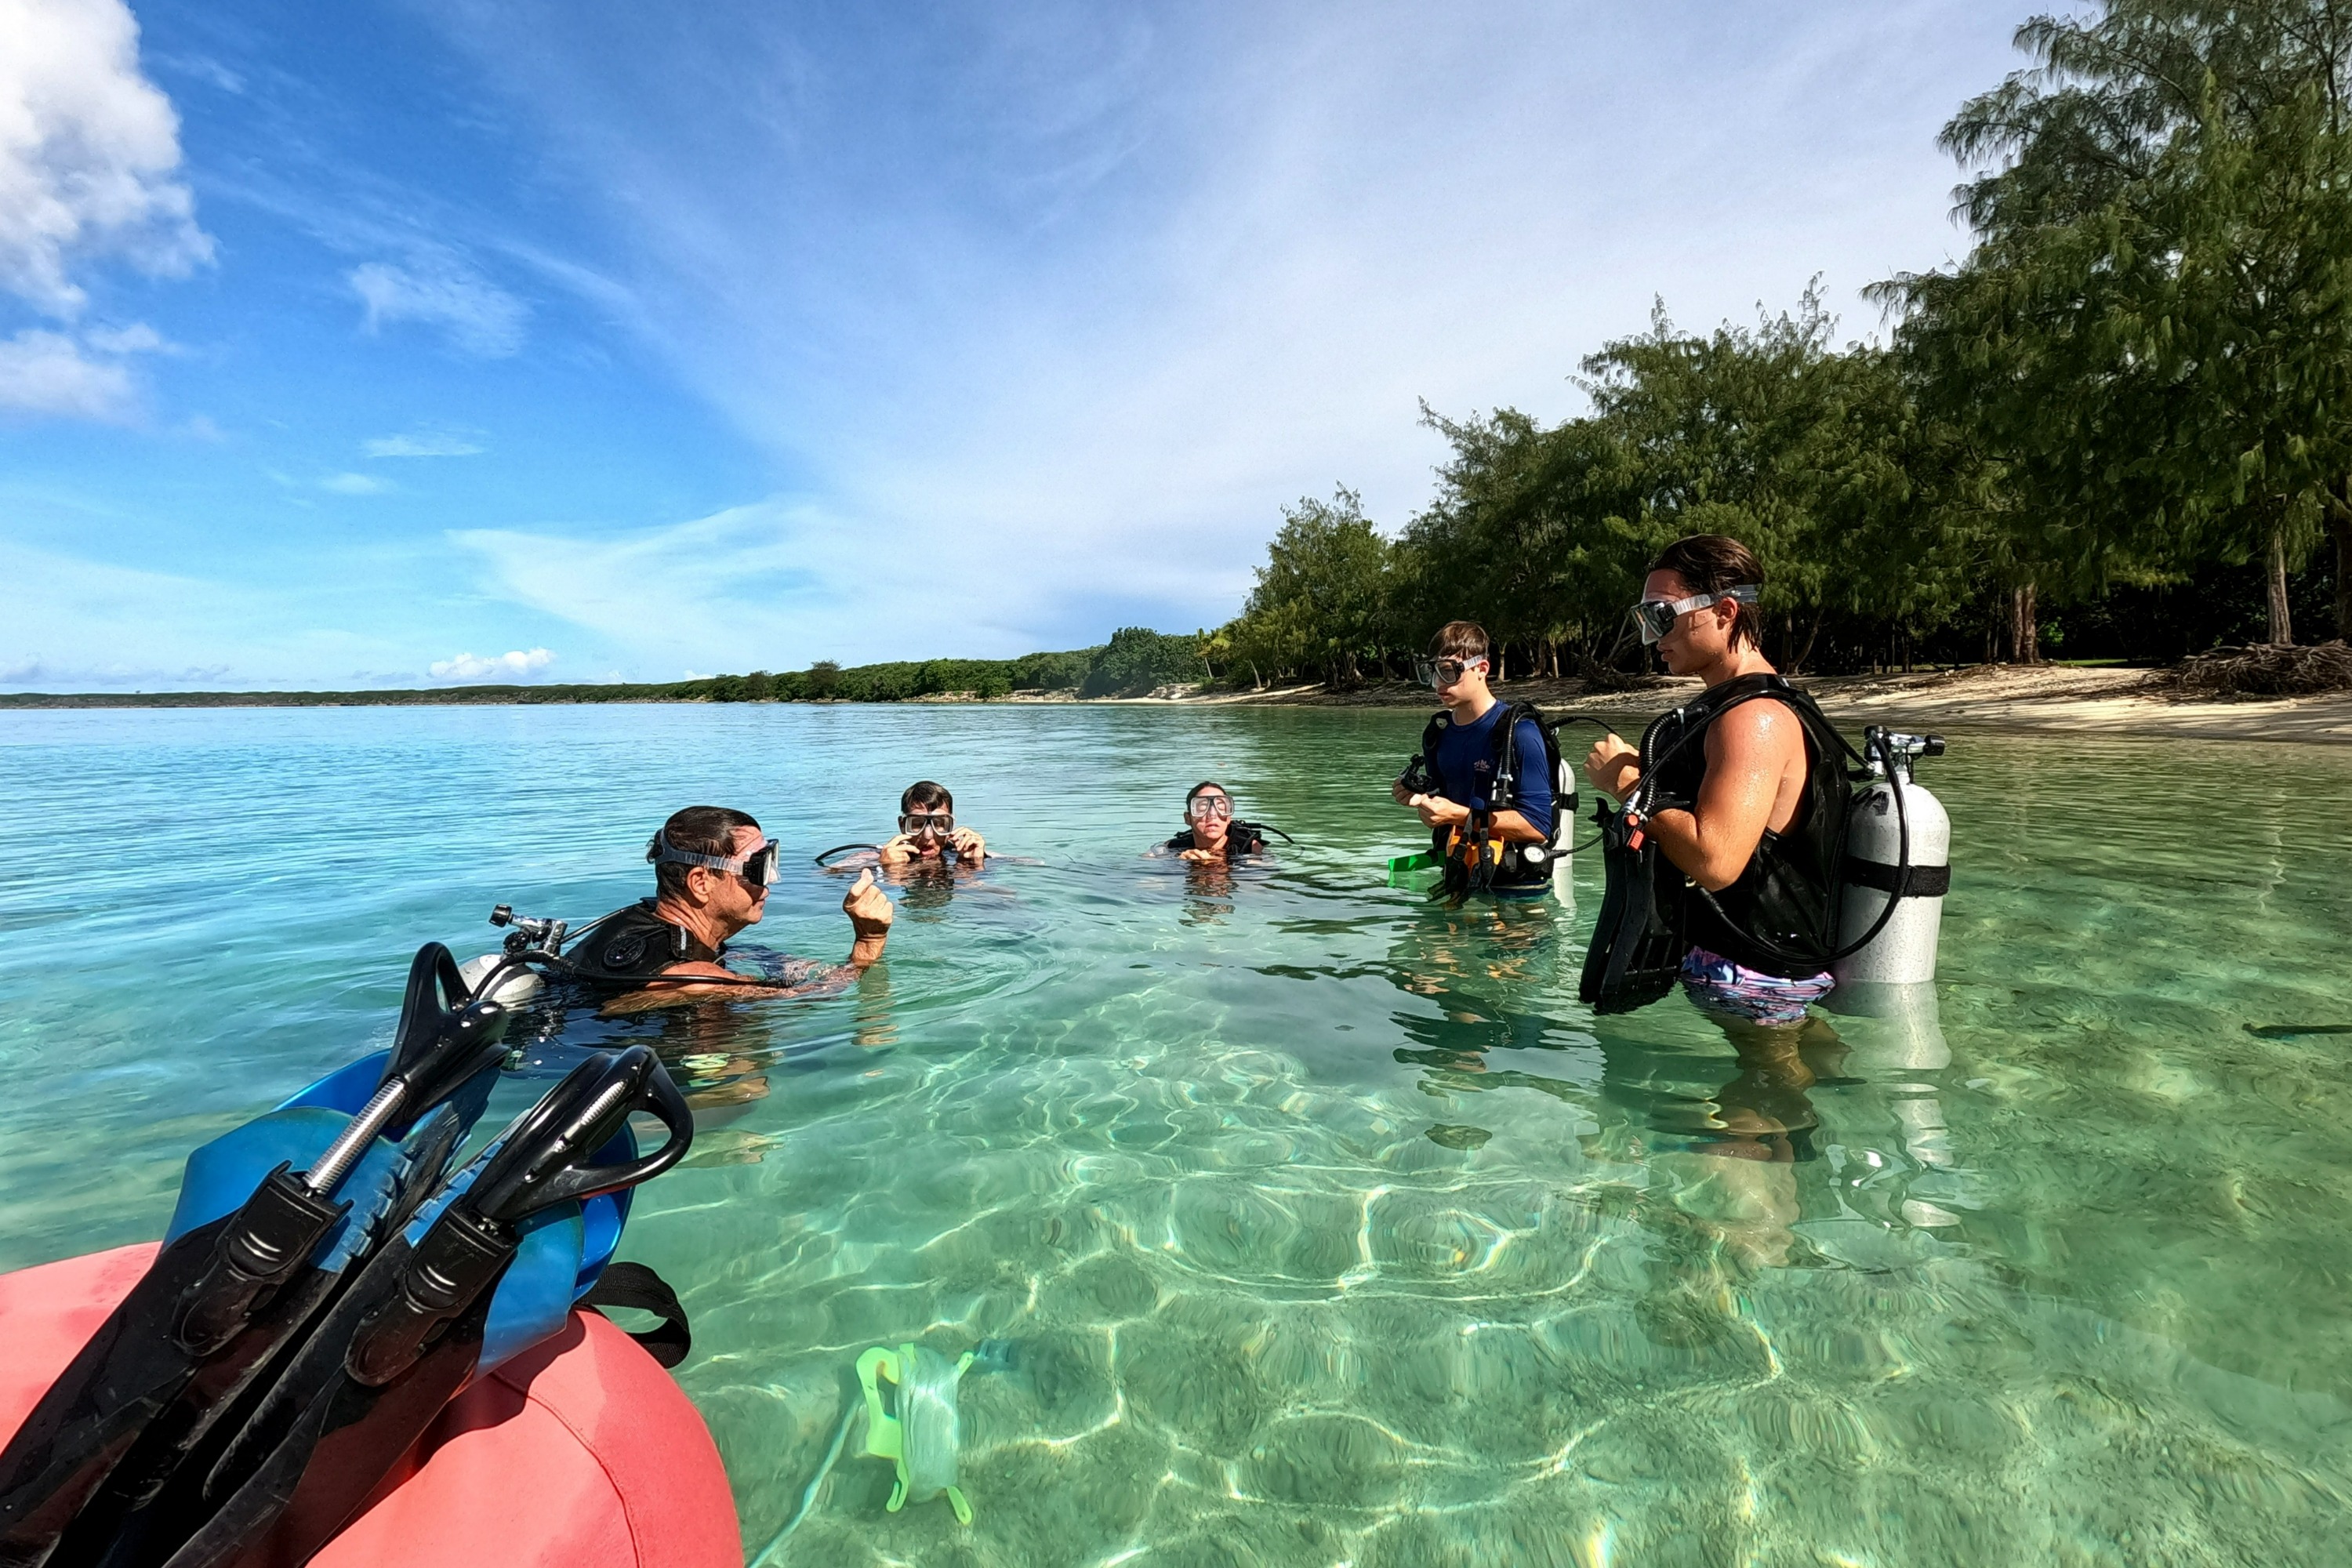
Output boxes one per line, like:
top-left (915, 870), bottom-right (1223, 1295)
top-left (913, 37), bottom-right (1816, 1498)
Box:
top-left (1649, 535), bottom-right (1765, 648)
top-left (654, 805), bottom-right (760, 898)
top-left (900, 780), bottom-right (953, 813)
top-left (1430, 620), bottom-right (1489, 662)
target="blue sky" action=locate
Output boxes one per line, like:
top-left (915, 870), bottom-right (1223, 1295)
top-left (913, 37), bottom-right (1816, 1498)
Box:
top-left (2, 0), bottom-right (2024, 690)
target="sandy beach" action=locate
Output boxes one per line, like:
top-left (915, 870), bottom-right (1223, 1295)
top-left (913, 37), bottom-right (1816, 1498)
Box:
top-left (1180, 663), bottom-right (2352, 745)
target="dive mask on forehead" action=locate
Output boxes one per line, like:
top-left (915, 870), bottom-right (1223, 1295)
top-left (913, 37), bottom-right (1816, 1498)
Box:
top-left (646, 829), bottom-right (782, 887)
top-left (1632, 585), bottom-right (1758, 645)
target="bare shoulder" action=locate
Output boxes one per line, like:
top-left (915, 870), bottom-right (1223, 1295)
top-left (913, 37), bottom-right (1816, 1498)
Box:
top-left (1704, 695), bottom-right (1806, 764)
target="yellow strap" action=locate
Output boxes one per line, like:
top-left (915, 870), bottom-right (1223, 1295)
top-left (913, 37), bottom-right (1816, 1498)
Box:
top-left (855, 1348), bottom-right (902, 1461)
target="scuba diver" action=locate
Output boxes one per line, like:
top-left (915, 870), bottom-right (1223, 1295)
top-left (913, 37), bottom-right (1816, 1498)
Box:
top-left (1580, 534), bottom-right (1838, 1024)
top-left (1159, 781), bottom-right (1278, 862)
top-left (562, 806), bottom-right (893, 1007)
top-left (1392, 619), bottom-right (1564, 899)
top-left (877, 781), bottom-right (988, 868)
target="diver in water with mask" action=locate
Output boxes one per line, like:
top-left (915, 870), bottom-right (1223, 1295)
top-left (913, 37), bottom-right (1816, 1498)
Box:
top-left (564, 805), bottom-right (894, 1007)
top-left (1581, 535), bottom-right (1840, 1024)
top-left (1392, 619), bottom-right (1562, 899)
top-left (1160, 781), bottom-right (1276, 862)
top-left (877, 780), bottom-right (988, 868)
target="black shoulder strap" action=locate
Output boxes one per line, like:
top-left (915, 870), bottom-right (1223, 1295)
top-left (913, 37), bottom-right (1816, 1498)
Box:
top-left (1167, 829), bottom-right (1197, 851)
top-left (1488, 702), bottom-right (1553, 800)
top-left (581, 1261), bottom-right (691, 1369)
top-left (1421, 712), bottom-right (1447, 766)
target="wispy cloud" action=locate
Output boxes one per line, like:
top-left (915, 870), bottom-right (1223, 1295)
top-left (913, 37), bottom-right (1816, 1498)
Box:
top-left (320, 471), bottom-right (393, 494)
top-left (414, 0), bottom-right (2018, 648)
top-left (427, 647), bottom-right (555, 681)
top-left (0, 0), bottom-right (212, 319)
top-left (350, 256), bottom-right (527, 356)
top-left (363, 427), bottom-right (485, 458)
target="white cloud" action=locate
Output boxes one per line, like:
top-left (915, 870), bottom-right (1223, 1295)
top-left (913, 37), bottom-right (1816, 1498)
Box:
top-left (419, 0), bottom-right (2021, 649)
top-left (449, 499), bottom-right (891, 669)
top-left (364, 428), bottom-right (485, 458)
top-left (428, 647), bottom-right (556, 681)
top-left (320, 471), bottom-right (392, 495)
top-left (0, 0), bottom-right (211, 318)
top-left (0, 326), bottom-right (134, 418)
top-left (350, 256), bottom-right (527, 357)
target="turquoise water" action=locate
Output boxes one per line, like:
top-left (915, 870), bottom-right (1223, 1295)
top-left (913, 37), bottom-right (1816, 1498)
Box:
top-left (4, 703), bottom-right (2350, 1565)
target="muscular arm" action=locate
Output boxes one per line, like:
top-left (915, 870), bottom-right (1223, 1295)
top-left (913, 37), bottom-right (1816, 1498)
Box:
top-left (1643, 701), bottom-right (1806, 892)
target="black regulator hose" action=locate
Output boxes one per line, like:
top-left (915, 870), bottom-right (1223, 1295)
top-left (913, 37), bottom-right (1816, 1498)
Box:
top-left (813, 843), bottom-right (886, 867)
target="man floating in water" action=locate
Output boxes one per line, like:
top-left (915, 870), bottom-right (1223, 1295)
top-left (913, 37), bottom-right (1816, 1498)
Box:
top-left (566, 804), bottom-right (894, 1009)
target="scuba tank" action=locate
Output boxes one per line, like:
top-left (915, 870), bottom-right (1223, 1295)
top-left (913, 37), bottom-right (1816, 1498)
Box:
top-left (1831, 729), bottom-right (1950, 986)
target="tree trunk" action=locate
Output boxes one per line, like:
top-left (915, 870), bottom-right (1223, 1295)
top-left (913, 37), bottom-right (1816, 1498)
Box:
top-left (2332, 503), bottom-right (2352, 641)
top-left (2266, 528), bottom-right (2294, 646)
top-left (2007, 583), bottom-right (2039, 663)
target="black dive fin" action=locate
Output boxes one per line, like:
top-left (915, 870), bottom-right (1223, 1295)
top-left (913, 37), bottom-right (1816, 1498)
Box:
top-left (1577, 798), bottom-right (1689, 1014)
top-left (60, 1110), bottom-right (469, 1568)
top-left (162, 1047), bottom-right (691, 1568)
top-left (0, 945), bottom-right (506, 1568)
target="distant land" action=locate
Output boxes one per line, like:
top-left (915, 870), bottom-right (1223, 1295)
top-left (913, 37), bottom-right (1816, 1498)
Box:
top-left (0, 634), bottom-right (1210, 709)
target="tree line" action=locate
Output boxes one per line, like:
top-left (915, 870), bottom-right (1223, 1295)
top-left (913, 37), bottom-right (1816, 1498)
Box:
top-left (1212, 0), bottom-right (2352, 687)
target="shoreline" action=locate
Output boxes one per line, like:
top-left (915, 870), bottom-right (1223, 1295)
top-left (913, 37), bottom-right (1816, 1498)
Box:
top-left (1200, 664), bottom-right (2352, 745)
top-left (5, 665), bottom-right (2349, 743)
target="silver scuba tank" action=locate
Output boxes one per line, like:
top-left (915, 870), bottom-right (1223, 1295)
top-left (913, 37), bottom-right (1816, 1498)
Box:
top-left (1831, 729), bottom-right (1949, 987)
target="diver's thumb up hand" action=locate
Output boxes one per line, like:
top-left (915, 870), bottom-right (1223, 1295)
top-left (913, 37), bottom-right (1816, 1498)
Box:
top-left (844, 868), bottom-right (895, 935)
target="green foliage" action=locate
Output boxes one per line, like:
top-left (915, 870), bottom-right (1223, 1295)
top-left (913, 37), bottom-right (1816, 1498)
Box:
top-left (1207, 0), bottom-right (2352, 680)
top-left (1879, 0), bottom-right (2352, 643)
top-left (1224, 489), bottom-right (1398, 687)
top-left (1080, 627), bottom-right (1208, 698)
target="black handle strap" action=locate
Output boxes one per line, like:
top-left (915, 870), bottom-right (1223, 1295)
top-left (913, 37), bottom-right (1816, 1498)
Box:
top-left (581, 1262), bottom-right (691, 1368)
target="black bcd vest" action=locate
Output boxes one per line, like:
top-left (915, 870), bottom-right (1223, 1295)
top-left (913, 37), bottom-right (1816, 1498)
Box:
top-left (1167, 822), bottom-right (1270, 856)
top-left (1578, 674), bottom-right (1857, 1011)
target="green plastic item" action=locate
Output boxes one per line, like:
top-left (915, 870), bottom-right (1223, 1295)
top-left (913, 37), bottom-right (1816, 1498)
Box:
top-left (856, 1343), bottom-right (978, 1525)
top-left (1386, 849), bottom-right (1443, 889)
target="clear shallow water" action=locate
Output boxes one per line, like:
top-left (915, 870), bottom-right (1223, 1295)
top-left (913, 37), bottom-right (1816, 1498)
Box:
top-left (3, 703), bottom-right (2350, 1566)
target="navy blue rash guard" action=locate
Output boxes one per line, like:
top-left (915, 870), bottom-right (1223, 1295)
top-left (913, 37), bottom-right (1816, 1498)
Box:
top-left (1432, 703), bottom-right (1554, 837)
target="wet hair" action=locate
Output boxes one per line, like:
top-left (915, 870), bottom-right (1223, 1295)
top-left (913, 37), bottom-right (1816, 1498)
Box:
top-left (653, 805), bottom-right (760, 898)
top-left (899, 780), bottom-right (953, 814)
top-left (1430, 620), bottom-right (1490, 662)
top-left (1648, 535), bottom-right (1765, 649)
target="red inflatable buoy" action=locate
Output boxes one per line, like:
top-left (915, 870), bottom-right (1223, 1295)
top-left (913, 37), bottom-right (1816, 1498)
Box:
top-left (0, 1244), bottom-right (741, 1568)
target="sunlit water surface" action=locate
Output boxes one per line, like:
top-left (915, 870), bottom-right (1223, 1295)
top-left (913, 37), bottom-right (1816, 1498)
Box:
top-left (3, 703), bottom-right (2349, 1566)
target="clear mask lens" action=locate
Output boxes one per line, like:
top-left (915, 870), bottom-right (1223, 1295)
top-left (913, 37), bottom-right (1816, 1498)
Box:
top-left (1187, 797), bottom-right (1232, 820)
top-left (1632, 586), bottom-right (1759, 645)
top-left (1414, 656), bottom-right (1477, 688)
top-left (1632, 601), bottom-right (1682, 645)
top-left (901, 812), bottom-right (955, 835)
